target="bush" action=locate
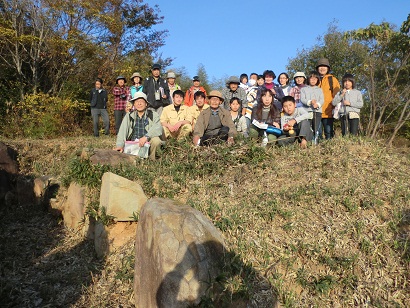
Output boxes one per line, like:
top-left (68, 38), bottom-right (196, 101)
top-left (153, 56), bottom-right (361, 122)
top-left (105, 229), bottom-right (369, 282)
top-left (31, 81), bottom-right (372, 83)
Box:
top-left (2, 93), bottom-right (90, 138)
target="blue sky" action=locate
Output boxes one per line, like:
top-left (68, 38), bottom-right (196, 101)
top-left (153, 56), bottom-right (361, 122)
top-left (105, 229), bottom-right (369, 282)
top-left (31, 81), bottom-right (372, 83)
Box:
top-left (151, 0), bottom-right (409, 82)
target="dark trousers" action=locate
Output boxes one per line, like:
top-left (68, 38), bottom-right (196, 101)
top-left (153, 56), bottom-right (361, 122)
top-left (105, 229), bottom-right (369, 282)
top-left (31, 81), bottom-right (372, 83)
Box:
top-left (200, 126), bottom-right (229, 146)
top-left (114, 110), bottom-right (126, 134)
top-left (320, 118), bottom-right (334, 139)
top-left (277, 119), bottom-right (313, 146)
top-left (91, 108), bottom-right (110, 137)
top-left (340, 115), bottom-right (359, 136)
top-left (311, 112), bottom-right (322, 144)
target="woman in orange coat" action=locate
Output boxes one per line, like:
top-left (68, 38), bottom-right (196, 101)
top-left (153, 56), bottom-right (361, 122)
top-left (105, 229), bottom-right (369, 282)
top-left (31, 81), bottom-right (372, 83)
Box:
top-left (316, 58), bottom-right (340, 139)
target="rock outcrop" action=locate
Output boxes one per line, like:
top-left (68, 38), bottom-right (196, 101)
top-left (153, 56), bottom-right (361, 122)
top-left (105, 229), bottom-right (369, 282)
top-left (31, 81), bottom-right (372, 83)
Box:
top-left (100, 172), bottom-right (147, 221)
top-left (134, 198), bottom-right (226, 308)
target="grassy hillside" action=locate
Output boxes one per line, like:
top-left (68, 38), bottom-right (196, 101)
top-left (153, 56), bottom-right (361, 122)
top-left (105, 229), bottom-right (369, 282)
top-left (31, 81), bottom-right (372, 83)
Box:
top-left (1, 136), bottom-right (409, 307)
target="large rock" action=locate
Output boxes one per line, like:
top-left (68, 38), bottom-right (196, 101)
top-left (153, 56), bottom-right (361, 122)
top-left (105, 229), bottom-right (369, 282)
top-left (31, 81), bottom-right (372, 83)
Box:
top-left (0, 142), bottom-right (18, 201)
top-left (100, 172), bottom-right (147, 221)
top-left (61, 182), bottom-right (86, 229)
top-left (81, 148), bottom-right (136, 167)
top-left (134, 198), bottom-right (226, 308)
top-left (0, 142), bottom-right (18, 174)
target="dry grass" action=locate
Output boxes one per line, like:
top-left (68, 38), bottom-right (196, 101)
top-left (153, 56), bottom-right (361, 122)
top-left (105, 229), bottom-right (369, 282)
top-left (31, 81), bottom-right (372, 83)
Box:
top-left (0, 135), bottom-right (409, 307)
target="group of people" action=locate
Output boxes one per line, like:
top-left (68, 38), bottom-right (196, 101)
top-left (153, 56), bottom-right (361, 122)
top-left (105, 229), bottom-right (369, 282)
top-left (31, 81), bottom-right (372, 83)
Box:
top-left (90, 59), bottom-right (363, 159)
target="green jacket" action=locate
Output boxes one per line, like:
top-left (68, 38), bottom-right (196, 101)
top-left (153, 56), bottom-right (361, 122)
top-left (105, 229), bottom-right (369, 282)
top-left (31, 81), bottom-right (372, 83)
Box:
top-left (116, 110), bottom-right (163, 148)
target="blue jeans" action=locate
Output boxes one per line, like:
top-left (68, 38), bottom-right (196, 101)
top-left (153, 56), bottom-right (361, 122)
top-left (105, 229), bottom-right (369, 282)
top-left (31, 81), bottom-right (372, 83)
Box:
top-left (321, 118), bottom-right (334, 139)
top-left (91, 108), bottom-right (110, 136)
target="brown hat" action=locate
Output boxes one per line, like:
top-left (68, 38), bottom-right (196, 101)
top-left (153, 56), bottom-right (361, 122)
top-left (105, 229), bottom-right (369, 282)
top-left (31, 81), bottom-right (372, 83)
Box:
top-left (316, 58), bottom-right (330, 69)
top-left (207, 90), bottom-right (224, 102)
top-left (130, 72), bottom-right (141, 81)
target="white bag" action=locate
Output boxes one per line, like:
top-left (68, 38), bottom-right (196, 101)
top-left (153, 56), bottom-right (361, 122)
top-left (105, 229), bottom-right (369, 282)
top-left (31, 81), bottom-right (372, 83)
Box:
top-left (123, 140), bottom-right (150, 158)
top-left (333, 102), bottom-right (341, 120)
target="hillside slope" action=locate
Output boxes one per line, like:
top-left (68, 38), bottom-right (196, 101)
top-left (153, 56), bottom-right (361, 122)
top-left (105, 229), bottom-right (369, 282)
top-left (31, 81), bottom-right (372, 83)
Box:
top-left (1, 136), bottom-right (409, 307)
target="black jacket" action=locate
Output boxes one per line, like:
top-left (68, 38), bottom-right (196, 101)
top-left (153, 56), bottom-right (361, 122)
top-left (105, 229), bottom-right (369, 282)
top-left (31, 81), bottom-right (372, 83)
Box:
top-left (142, 76), bottom-right (170, 109)
top-left (90, 88), bottom-right (108, 109)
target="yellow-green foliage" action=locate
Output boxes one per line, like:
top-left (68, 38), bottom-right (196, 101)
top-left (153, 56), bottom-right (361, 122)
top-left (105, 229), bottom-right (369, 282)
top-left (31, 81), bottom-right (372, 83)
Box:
top-left (4, 93), bottom-right (89, 138)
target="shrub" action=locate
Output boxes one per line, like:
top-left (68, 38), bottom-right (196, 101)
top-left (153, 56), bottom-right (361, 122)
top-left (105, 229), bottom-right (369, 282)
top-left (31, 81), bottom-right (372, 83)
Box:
top-left (2, 92), bottom-right (90, 138)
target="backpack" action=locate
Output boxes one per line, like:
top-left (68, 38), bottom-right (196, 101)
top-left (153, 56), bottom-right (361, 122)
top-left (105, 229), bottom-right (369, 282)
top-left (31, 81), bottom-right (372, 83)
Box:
top-left (328, 76), bottom-right (333, 93)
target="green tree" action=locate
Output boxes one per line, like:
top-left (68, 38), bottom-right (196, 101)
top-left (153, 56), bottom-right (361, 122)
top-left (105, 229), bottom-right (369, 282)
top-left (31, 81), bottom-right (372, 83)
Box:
top-left (345, 15), bottom-right (410, 146)
top-left (287, 18), bottom-right (410, 144)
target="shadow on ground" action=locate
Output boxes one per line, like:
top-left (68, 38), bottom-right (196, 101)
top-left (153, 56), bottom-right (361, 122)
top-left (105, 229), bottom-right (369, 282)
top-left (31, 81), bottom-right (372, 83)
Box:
top-left (0, 179), bottom-right (103, 307)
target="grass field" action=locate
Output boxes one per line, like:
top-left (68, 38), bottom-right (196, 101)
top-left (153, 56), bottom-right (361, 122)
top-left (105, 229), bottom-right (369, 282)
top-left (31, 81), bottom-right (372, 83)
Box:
top-left (0, 135), bottom-right (409, 307)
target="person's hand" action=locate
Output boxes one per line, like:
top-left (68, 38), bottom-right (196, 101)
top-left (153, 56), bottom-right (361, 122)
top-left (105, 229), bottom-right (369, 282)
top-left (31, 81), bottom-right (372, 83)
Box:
top-left (193, 135), bottom-right (200, 146)
top-left (287, 119), bottom-right (296, 127)
top-left (173, 122), bottom-right (182, 131)
top-left (311, 99), bottom-right (318, 109)
top-left (272, 122), bottom-right (280, 128)
top-left (113, 146), bottom-right (124, 153)
top-left (138, 136), bottom-right (148, 147)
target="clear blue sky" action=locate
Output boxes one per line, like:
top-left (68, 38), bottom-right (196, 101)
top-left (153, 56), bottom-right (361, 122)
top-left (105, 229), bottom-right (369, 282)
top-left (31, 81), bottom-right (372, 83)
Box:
top-left (152, 0), bottom-right (409, 82)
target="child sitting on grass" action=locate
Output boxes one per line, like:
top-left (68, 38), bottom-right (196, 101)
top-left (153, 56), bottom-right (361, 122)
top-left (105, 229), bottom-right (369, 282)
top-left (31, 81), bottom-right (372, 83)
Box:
top-left (229, 97), bottom-right (248, 137)
top-left (278, 96), bottom-right (313, 149)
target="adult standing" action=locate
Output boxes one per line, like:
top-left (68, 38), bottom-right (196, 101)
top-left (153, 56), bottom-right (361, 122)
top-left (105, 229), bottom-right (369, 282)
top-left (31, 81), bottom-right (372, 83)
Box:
top-left (129, 72), bottom-right (144, 98)
top-left (289, 72), bottom-right (307, 107)
top-left (184, 76), bottom-right (207, 107)
top-left (90, 78), bottom-right (109, 137)
top-left (316, 58), bottom-right (340, 139)
top-left (143, 63), bottom-right (170, 116)
top-left (166, 72), bottom-right (181, 104)
top-left (112, 76), bottom-right (130, 134)
top-left (256, 70), bottom-right (284, 110)
top-left (221, 76), bottom-right (247, 115)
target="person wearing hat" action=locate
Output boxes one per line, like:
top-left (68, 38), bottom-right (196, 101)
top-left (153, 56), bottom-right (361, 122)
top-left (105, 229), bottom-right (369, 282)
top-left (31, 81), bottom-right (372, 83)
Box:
top-left (90, 78), bottom-right (110, 137)
top-left (221, 76), bottom-right (247, 115)
top-left (289, 72), bottom-right (307, 107)
top-left (114, 92), bottom-right (163, 160)
top-left (316, 58), bottom-right (341, 139)
top-left (142, 63), bottom-right (170, 116)
top-left (193, 90), bottom-right (237, 146)
top-left (331, 73), bottom-right (363, 136)
top-left (166, 71), bottom-right (181, 104)
top-left (184, 76), bottom-right (207, 107)
top-left (160, 89), bottom-right (192, 140)
top-left (130, 72), bottom-right (144, 98)
top-left (113, 76), bottom-right (131, 134)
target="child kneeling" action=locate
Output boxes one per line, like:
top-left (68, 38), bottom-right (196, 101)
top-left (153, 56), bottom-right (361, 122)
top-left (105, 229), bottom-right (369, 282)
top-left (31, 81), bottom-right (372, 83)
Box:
top-left (278, 96), bottom-right (313, 148)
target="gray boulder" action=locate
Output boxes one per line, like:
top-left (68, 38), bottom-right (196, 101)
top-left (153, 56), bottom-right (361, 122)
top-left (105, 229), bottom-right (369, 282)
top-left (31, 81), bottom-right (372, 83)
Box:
top-left (134, 198), bottom-right (226, 308)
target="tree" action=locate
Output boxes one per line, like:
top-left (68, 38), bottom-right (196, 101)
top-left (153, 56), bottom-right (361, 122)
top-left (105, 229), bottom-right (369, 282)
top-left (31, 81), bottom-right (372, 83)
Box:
top-left (0, 0), bottom-right (168, 101)
top-left (287, 18), bottom-right (410, 144)
top-left (345, 15), bottom-right (410, 146)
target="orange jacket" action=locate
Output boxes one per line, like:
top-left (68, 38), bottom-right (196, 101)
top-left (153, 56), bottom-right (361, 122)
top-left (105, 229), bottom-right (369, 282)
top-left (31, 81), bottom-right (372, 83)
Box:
top-left (319, 74), bottom-right (340, 118)
top-left (184, 86), bottom-right (207, 107)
